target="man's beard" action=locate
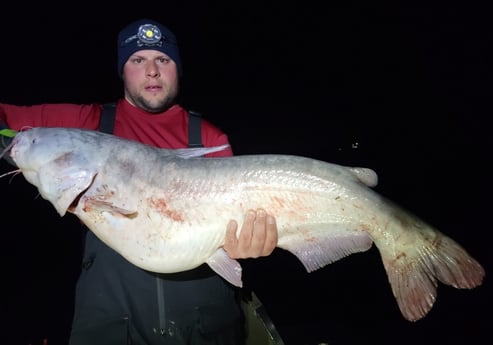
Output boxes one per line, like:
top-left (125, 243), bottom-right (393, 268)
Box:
top-left (125, 82), bottom-right (179, 114)
top-left (133, 94), bottom-right (176, 113)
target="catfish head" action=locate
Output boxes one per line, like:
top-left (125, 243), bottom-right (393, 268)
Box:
top-left (9, 127), bottom-right (98, 216)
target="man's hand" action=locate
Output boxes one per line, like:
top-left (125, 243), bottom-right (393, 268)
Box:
top-left (224, 208), bottom-right (278, 259)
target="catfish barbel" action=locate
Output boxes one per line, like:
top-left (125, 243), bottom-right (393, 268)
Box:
top-left (1, 127), bottom-right (485, 322)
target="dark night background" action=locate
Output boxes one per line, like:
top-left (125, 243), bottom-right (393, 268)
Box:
top-left (0, 3), bottom-right (491, 345)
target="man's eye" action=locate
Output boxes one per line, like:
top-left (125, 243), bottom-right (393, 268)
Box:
top-left (158, 57), bottom-right (170, 63)
top-left (132, 58), bottom-right (143, 63)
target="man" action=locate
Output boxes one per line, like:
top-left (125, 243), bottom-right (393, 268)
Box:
top-left (0, 18), bottom-right (278, 344)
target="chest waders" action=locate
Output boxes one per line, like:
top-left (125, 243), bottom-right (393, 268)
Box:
top-left (98, 104), bottom-right (285, 345)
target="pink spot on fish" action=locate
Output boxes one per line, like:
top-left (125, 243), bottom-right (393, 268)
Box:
top-left (148, 197), bottom-right (184, 222)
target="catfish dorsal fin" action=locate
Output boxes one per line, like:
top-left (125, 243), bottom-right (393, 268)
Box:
top-left (348, 167), bottom-right (378, 187)
top-left (173, 144), bottom-right (230, 159)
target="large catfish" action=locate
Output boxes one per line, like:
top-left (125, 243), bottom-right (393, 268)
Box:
top-left (1, 127), bottom-right (484, 322)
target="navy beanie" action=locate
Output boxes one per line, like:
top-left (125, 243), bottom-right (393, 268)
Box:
top-left (117, 18), bottom-right (182, 77)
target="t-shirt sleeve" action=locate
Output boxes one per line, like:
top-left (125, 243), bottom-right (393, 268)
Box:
top-left (0, 103), bottom-right (102, 131)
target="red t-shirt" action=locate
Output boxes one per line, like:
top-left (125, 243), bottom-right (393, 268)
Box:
top-left (0, 99), bottom-right (233, 157)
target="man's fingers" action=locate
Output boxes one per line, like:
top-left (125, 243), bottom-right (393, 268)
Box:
top-left (237, 209), bottom-right (255, 253)
top-left (224, 219), bottom-right (239, 255)
top-left (250, 209), bottom-right (268, 257)
top-left (262, 214), bottom-right (278, 255)
top-left (224, 209), bottom-right (278, 259)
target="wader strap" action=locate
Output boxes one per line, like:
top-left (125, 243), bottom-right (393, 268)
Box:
top-left (187, 110), bottom-right (203, 148)
top-left (99, 103), bottom-right (117, 134)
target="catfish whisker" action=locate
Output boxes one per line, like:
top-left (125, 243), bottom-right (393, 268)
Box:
top-left (0, 169), bottom-right (22, 181)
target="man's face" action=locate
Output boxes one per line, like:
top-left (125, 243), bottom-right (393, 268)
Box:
top-left (122, 49), bottom-right (179, 113)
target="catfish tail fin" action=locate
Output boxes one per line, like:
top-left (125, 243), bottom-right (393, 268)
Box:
top-left (381, 229), bottom-right (484, 321)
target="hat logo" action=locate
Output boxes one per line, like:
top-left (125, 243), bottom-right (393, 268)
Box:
top-left (137, 24), bottom-right (162, 45)
top-left (121, 23), bottom-right (163, 47)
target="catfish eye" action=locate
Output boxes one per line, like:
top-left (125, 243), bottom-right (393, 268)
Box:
top-left (31, 138), bottom-right (37, 144)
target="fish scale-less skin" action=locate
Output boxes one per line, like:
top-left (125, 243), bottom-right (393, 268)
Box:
top-left (5, 127), bottom-right (485, 322)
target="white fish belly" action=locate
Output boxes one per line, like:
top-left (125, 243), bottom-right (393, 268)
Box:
top-left (75, 159), bottom-right (382, 274)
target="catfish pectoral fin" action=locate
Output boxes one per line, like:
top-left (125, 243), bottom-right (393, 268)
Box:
top-left (206, 248), bottom-right (243, 287)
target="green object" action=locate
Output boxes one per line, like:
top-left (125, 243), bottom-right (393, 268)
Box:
top-left (0, 128), bottom-right (17, 138)
top-left (0, 127), bottom-right (17, 167)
